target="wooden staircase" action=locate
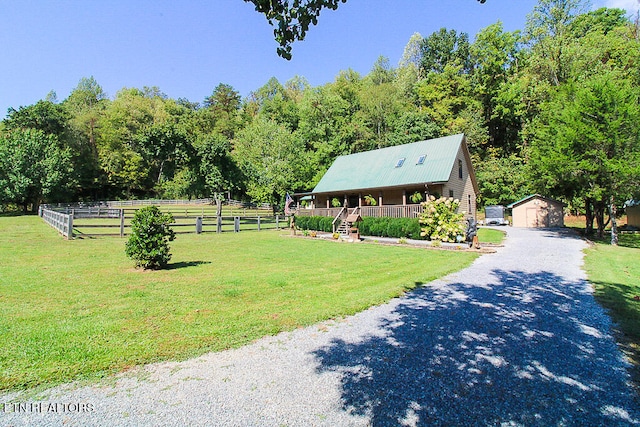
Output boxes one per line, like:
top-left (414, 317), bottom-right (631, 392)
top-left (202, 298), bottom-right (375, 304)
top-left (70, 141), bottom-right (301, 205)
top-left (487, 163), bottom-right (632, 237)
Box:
top-left (332, 207), bottom-right (361, 237)
top-left (336, 220), bottom-right (350, 236)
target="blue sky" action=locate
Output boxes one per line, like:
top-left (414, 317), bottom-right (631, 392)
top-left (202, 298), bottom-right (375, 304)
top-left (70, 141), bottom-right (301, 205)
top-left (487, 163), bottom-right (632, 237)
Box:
top-left (0, 0), bottom-right (637, 118)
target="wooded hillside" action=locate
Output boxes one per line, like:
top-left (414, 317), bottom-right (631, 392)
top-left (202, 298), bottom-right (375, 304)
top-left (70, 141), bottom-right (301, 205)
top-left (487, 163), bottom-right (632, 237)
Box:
top-left (1, 0), bottom-right (638, 237)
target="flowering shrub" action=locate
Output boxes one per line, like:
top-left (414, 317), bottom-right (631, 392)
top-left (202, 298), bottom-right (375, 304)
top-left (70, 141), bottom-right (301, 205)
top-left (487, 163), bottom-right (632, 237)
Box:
top-left (419, 196), bottom-right (465, 242)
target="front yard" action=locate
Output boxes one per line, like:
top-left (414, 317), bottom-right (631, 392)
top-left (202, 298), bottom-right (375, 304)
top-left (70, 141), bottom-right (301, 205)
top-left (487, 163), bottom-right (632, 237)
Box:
top-left (0, 215), bottom-right (478, 392)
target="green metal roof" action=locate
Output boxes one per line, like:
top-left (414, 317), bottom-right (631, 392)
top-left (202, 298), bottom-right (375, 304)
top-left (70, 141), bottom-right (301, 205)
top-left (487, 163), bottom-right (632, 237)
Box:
top-left (312, 134), bottom-right (466, 194)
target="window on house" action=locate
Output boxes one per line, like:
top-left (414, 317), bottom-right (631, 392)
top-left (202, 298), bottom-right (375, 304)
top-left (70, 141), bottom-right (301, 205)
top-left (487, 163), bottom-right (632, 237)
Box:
top-left (449, 190), bottom-right (454, 198)
top-left (395, 158), bottom-right (406, 168)
top-left (417, 154), bottom-right (427, 165)
top-left (468, 195), bottom-right (472, 211)
top-left (458, 159), bottom-right (463, 179)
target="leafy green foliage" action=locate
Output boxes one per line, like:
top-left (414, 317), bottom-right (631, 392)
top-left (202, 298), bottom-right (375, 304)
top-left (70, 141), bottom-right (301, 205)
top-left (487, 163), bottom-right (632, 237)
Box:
top-left (125, 206), bottom-right (176, 269)
top-left (233, 117), bottom-right (305, 209)
top-left (296, 215), bottom-right (423, 240)
top-left (420, 28), bottom-right (471, 75)
top-left (527, 73), bottom-right (640, 236)
top-left (360, 217), bottom-right (424, 240)
top-left (245, 0), bottom-right (347, 59)
top-left (419, 196), bottom-right (465, 242)
top-left (476, 155), bottom-right (530, 206)
top-left (0, 128), bottom-right (75, 211)
top-left (295, 215), bottom-right (334, 232)
top-left (2, 2), bottom-right (639, 218)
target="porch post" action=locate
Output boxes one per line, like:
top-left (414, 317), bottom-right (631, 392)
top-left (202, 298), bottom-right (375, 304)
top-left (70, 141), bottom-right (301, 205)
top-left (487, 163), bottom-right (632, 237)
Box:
top-left (378, 191), bottom-right (383, 207)
top-left (358, 193), bottom-right (363, 207)
top-left (402, 190), bottom-right (407, 206)
top-left (326, 198), bottom-right (330, 209)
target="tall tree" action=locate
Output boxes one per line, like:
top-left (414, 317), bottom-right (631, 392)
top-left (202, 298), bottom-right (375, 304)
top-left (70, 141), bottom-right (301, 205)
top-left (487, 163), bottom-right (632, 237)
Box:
top-left (203, 83), bottom-right (242, 138)
top-left (64, 77), bottom-right (108, 198)
top-left (4, 100), bottom-right (70, 138)
top-left (528, 74), bottom-right (640, 241)
top-left (524, 0), bottom-right (587, 86)
top-left (96, 87), bottom-right (173, 197)
top-left (470, 22), bottom-right (521, 154)
top-left (0, 129), bottom-right (75, 212)
top-left (195, 133), bottom-right (242, 198)
top-left (233, 118), bottom-right (305, 210)
top-left (420, 28), bottom-right (471, 75)
top-left (65, 76), bottom-right (107, 150)
top-left (246, 77), bottom-right (300, 130)
top-left (396, 33), bottom-right (424, 102)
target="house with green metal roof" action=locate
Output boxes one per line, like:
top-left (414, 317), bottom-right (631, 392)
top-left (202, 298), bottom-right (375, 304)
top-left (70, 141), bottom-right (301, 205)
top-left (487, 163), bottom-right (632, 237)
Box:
top-left (304, 134), bottom-right (478, 218)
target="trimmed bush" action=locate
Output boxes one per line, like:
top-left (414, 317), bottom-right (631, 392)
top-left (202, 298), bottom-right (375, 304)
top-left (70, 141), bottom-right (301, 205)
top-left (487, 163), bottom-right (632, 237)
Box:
top-left (295, 215), bottom-right (333, 232)
top-left (125, 206), bottom-right (176, 269)
top-left (361, 217), bottom-right (424, 240)
top-left (297, 215), bottom-right (425, 240)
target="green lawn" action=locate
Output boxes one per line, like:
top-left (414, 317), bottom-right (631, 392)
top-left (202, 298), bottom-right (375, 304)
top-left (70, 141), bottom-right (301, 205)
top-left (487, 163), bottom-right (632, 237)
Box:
top-left (477, 227), bottom-right (506, 245)
top-left (0, 215), bottom-right (478, 391)
top-left (584, 233), bottom-right (640, 382)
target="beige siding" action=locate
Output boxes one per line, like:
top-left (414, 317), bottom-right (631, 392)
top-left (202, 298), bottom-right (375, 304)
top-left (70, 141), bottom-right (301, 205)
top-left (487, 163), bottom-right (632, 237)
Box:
top-left (628, 205), bottom-right (640, 227)
top-left (442, 146), bottom-right (476, 219)
top-left (380, 189), bottom-right (404, 205)
top-left (512, 197), bottom-right (564, 228)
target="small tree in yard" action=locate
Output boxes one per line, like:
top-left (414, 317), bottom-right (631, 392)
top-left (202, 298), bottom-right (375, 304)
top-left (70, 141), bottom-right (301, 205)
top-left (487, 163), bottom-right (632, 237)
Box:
top-left (419, 196), bottom-right (465, 242)
top-left (125, 206), bottom-right (176, 269)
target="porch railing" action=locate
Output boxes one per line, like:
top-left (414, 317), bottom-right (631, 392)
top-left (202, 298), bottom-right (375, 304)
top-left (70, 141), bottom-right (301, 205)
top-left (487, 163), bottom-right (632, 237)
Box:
top-left (298, 204), bottom-right (422, 219)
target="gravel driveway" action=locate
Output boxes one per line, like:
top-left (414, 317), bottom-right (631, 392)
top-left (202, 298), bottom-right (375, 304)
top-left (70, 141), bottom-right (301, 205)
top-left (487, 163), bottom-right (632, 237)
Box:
top-left (2, 227), bottom-right (639, 426)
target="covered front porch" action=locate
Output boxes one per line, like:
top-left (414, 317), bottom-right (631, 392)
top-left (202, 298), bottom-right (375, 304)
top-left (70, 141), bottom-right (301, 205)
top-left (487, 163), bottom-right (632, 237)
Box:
top-left (297, 184), bottom-right (444, 218)
top-left (297, 204), bottom-right (423, 219)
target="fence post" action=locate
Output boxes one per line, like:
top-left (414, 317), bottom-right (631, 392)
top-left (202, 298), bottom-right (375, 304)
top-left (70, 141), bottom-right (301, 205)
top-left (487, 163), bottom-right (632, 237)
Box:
top-left (257, 216), bottom-right (261, 231)
top-left (276, 214), bottom-right (279, 230)
top-left (196, 217), bottom-right (203, 234)
top-left (217, 216), bottom-right (222, 233)
top-left (120, 209), bottom-right (125, 237)
top-left (67, 213), bottom-right (74, 239)
top-left (234, 216), bottom-right (240, 233)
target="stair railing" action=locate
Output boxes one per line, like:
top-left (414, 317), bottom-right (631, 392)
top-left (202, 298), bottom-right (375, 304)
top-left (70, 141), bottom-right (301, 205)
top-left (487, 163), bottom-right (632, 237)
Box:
top-left (332, 206), bottom-right (346, 233)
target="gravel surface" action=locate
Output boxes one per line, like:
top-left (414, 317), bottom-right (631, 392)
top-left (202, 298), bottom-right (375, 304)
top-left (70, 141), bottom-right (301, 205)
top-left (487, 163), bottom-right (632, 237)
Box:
top-left (2, 227), bottom-right (639, 426)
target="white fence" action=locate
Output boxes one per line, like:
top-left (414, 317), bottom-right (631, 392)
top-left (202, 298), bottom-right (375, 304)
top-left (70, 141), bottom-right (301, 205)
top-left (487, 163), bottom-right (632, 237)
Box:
top-left (40, 208), bottom-right (73, 239)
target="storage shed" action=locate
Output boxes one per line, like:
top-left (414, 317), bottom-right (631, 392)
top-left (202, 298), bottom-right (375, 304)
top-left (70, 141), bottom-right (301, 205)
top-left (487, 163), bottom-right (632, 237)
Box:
top-left (507, 195), bottom-right (565, 228)
top-left (626, 200), bottom-right (640, 228)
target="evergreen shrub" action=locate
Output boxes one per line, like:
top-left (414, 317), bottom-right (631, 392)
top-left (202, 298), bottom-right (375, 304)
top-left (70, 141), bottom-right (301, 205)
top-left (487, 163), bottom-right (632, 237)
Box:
top-left (297, 216), bottom-right (423, 239)
top-left (125, 206), bottom-right (176, 269)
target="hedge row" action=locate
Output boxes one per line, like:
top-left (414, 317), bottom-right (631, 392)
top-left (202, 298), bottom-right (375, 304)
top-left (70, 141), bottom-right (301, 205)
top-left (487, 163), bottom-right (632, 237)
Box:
top-left (295, 216), bottom-right (425, 240)
top-left (294, 215), bottom-right (334, 232)
top-left (360, 217), bottom-right (425, 240)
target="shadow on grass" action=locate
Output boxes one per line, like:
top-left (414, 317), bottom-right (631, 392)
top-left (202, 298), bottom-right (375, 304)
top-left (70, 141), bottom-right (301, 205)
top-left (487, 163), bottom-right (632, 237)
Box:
top-left (166, 261), bottom-right (212, 270)
top-left (0, 211), bottom-right (32, 217)
top-left (592, 279), bottom-right (640, 389)
top-left (569, 227), bottom-right (640, 249)
top-left (314, 269), bottom-right (640, 426)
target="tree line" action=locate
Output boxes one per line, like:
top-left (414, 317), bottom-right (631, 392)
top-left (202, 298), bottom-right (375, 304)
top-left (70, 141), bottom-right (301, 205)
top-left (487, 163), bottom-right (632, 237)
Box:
top-left (1, 0), bottom-right (639, 238)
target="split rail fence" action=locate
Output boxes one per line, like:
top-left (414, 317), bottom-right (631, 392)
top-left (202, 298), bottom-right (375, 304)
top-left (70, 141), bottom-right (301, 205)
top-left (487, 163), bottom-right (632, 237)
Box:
top-left (39, 202), bottom-right (283, 239)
